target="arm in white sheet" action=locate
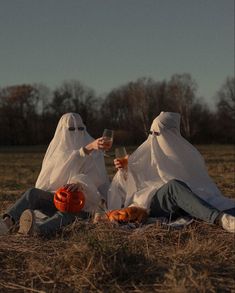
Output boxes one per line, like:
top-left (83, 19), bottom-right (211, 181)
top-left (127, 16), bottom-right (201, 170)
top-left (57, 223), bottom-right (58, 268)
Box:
top-left (79, 137), bottom-right (111, 157)
top-left (78, 143), bottom-right (110, 202)
top-left (68, 174), bottom-right (101, 213)
top-left (107, 170), bottom-right (127, 210)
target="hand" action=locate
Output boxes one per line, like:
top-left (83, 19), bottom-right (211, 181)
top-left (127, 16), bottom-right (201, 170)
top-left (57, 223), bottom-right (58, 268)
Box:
top-left (93, 212), bottom-right (109, 223)
top-left (91, 138), bottom-right (105, 151)
top-left (63, 183), bottom-right (84, 192)
top-left (114, 158), bottom-right (128, 170)
top-left (84, 138), bottom-right (110, 154)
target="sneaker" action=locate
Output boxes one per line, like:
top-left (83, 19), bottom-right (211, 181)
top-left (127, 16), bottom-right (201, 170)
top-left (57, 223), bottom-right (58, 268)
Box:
top-left (93, 211), bottom-right (108, 223)
top-left (93, 199), bottom-right (108, 223)
top-left (0, 219), bottom-right (9, 236)
top-left (220, 213), bottom-right (235, 233)
top-left (18, 209), bottom-right (36, 236)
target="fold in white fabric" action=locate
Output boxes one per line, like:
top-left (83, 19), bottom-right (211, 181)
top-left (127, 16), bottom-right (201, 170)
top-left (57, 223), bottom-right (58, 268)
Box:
top-left (108, 112), bottom-right (235, 212)
top-left (35, 113), bottom-right (109, 212)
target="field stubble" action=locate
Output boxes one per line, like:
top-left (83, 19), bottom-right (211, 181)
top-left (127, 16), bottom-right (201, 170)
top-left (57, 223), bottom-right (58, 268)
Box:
top-left (0, 145), bottom-right (234, 293)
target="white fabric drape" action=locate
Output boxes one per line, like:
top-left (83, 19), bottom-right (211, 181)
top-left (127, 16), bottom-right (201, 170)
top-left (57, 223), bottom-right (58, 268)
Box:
top-left (35, 113), bottom-right (109, 212)
top-left (108, 112), bottom-right (235, 212)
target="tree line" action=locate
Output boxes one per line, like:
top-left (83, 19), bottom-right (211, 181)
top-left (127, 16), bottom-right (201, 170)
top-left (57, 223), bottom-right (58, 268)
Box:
top-left (0, 74), bottom-right (234, 146)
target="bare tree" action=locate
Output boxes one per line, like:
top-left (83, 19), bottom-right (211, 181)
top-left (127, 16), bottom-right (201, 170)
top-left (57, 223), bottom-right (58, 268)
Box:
top-left (215, 77), bottom-right (235, 142)
top-left (1, 76), bottom-right (232, 146)
top-left (167, 74), bottom-right (197, 138)
top-left (33, 83), bottom-right (52, 115)
top-left (189, 99), bottom-right (217, 143)
top-left (101, 78), bottom-right (169, 143)
top-left (0, 84), bottom-right (41, 144)
top-left (49, 80), bottom-right (99, 134)
top-left (216, 77), bottom-right (235, 119)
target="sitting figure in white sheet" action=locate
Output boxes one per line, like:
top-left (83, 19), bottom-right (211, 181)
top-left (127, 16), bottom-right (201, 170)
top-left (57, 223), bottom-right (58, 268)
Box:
top-left (0, 112), bottom-right (110, 236)
top-left (106, 112), bottom-right (235, 233)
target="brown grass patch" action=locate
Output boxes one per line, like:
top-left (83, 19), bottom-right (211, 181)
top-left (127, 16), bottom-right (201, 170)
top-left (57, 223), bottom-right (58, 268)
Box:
top-left (0, 145), bottom-right (234, 292)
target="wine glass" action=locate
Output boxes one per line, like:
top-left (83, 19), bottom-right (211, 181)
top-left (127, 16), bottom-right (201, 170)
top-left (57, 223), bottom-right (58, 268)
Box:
top-left (115, 147), bottom-right (128, 179)
top-left (115, 147), bottom-right (128, 168)
top-left (102, 129), bottom-right (114, 155)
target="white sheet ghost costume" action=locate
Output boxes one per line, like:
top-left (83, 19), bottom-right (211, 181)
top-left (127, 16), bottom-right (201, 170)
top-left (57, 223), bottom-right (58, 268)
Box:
top-left (35, 112), bottom-right (110, 212)
top-left (0, 112), bottom-right (111, 236)
top-left (108, 112), bottom-right (235, 212)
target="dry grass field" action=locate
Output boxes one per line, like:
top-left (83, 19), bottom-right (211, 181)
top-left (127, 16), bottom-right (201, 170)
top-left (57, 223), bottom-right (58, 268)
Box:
top-left (0, 145), bottom-right (234, 293)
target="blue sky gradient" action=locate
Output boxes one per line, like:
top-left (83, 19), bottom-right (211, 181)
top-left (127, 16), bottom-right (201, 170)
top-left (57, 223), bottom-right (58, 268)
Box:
top-left (0, 0), bottom-right (234, 107)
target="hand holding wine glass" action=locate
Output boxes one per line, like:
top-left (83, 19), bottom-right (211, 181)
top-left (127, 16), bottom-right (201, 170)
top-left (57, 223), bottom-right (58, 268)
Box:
top-left (115, 147), bottom-right (128, 169)
top-left (102, 129), bottom-right (114, 153)
top-left (115, 147), bottom-right (128, 180)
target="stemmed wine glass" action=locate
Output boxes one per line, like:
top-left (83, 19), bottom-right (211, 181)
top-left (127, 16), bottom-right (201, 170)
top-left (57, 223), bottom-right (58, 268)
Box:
top-left (102, 129), bottom-right (114, 156)
top-left (115, 146), bottom-right (128, 179)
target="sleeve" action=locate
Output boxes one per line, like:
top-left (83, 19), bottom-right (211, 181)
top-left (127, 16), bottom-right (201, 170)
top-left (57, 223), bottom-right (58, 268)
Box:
top-left (79, 147), bottom-right (89, 157)
top-left (68, 174), bottom-right (101, 213)
top-left (98, 176), bottom-right (110, 202)
top-left (107, 170), bottom-right (127, 210)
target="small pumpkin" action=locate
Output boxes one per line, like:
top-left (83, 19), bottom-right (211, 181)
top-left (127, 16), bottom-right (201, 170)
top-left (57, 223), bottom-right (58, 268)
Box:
top-left (107, 207), bottom-right (148, 223)
top-left (54, 187), bottom-right (85, 213)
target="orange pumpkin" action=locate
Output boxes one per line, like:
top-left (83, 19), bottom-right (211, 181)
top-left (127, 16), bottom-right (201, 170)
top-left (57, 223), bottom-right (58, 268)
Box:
top-left (54, 187), bottom-right (85, 213)
top-left (107, 207), bottom-right (148, 223)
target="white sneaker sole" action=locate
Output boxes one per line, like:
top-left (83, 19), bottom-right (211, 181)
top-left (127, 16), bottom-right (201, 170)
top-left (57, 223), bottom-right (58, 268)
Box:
top-left (18, 209), bottom-right (35, 235)
top-left (221, 214), bottom-right (235, 233)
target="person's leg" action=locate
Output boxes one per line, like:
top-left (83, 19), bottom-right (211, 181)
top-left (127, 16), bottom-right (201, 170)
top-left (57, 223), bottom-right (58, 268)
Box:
top-left (149, 179), bottom-right (220, 224)
top-left (36, 212), bottom-right (76, 236)
top-left (3, 187), bottom-right (55, 224)
top-left (36, 210), bottom-right (89, 236)
top-left (223, 208), bottom-right (235, 216)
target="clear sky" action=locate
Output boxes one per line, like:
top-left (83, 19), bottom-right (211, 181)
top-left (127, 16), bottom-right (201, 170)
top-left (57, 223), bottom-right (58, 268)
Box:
top-left (0, 0), bottom-right (234, 107)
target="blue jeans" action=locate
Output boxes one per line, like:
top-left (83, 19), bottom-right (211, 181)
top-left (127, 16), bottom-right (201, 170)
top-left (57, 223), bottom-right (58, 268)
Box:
top-left (4, 188), bottom-right (89, 235)
top-left (149, 179), bottom-right (221, 224)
